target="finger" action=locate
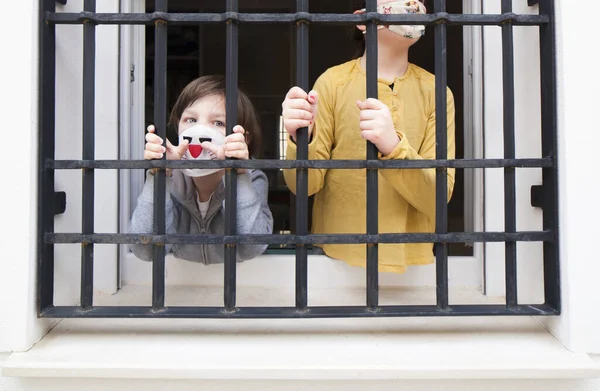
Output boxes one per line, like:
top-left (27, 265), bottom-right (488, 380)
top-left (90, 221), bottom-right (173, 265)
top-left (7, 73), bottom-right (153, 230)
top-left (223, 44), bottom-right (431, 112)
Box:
top-left (174, 139), bottom-right (189, 156)
top-left (147, 124), bottom-right (155, 133)
top-left (360, 130), bottom-right (377, 141)
top-left (145, 143), bottom-right (166, 154)
top-left (145, 132), bottom-right (163, 145)
top-left (144, 150), bottom-right (163, 160)
top-left (283, 108), bottom-right (313, 121)
top-left (225, 149), bottom-right (249, 160)
top-left (359, 109), bottom-right (379, 121)
top-left (307, 90), bottom-right (319, 114)
top-left (358, 119), bottom-right (378, 131)
top-left (285, 98), bottom-right (312, 112)
top-left (200, 141), bottom-right (221, 156)
top-left (224, 141), bottom-right (247, 152)
top-left (164, 139), bottom-right (181, 158)
top-left (285, 86), bottom-right (308, 100)
top-left (356, 98), bottom-right (385, 111)
top-left (225, 133), bottom-right (246, 143)
top-left (285, 119), bottom-right (312, 131)
top-left (233, 125), bottom-right (245, 134)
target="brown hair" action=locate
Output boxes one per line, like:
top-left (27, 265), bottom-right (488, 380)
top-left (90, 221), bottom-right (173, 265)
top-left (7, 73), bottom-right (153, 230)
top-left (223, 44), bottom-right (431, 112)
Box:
top-left (168, 75), bottom-right (262, 158)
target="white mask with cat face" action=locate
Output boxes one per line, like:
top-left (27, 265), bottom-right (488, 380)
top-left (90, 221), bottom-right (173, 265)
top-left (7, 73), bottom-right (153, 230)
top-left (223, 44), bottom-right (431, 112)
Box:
top-left (362, 0), bottom-right (427, 40)
top-left (178, 125), bottom-right (225, 177)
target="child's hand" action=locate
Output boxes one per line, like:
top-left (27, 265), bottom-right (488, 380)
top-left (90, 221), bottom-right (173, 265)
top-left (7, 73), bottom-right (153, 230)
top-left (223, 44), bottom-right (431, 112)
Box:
top-left (282, 87), bottom-right (318, 143)
top-left (144, 124), bottom-right (189, 176)
top-left (201, 125), bottom-right (249, 173)
top-left (356, 99), bottom-right (400, 156)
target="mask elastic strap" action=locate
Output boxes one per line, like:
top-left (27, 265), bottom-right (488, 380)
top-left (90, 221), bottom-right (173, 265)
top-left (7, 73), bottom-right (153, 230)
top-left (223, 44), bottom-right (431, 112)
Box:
top-left (361, 25), bottom-right (385, 34)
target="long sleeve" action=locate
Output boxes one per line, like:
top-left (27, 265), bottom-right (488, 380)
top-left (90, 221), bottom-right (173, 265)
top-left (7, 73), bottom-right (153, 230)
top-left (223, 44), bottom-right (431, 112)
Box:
top-left (128, 172), bottom-right (179, 261)
top-left (223, 170), bottom-right (273, 261)
top-left (379, 88), bottom-right (456, 220)
top-left (283, 74), bottom-right (335, 196)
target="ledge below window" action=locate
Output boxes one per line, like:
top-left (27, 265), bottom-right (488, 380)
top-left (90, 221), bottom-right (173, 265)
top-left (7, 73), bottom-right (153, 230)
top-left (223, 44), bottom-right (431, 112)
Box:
top-left (2, 304), bottom-right (599, 380)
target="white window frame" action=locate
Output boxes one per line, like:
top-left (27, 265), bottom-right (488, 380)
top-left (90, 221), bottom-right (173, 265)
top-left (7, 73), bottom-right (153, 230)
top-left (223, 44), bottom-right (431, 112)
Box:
top-left (119, 0), bottom-right (147, 288)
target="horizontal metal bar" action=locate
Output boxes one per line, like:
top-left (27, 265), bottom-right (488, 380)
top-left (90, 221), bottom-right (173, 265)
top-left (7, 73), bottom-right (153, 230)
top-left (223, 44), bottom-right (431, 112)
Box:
top-left (47, 12), bottom-right (548, 26)
top-left (40, 304), bottom-right (558, 318)
top-left (48, 158), bottom-right (553, 170)
top-left (47, 231), bottom-right (553, 245)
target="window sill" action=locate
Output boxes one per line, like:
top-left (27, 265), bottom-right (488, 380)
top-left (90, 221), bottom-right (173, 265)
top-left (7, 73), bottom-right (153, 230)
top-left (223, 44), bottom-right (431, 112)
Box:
top-left (3, 312), bottom-right (599, 380)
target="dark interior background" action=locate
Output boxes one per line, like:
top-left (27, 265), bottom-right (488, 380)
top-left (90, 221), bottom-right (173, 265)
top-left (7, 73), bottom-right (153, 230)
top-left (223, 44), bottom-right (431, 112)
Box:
top-left (144, 0), bottom-right (470, 256)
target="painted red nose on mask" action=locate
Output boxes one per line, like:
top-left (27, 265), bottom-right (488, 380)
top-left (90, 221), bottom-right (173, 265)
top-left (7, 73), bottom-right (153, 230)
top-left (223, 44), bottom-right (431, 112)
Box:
top-left (188, 144), bottom-right (203, 158)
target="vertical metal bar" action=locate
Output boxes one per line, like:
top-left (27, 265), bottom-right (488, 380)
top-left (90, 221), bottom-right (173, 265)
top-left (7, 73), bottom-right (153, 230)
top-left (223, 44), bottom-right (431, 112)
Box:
top-left (38, 0), bottom-right (57, 313)
top-left (501, 0), bottom-right (517, 308)
top-left (295, 0), bottom-right (309, 310)
top-left (80, 0), bottom-right (96, 309)
top-left (538, 0), bottom-right (560, 311)
top-left (434, 0), bottom-right (449, 310)
top-left (152, 0), bottom-right (168, 311)
top-left (224, 0), bottom-right (239, 311)
top-left (365, 0), bottom-right (379, 310)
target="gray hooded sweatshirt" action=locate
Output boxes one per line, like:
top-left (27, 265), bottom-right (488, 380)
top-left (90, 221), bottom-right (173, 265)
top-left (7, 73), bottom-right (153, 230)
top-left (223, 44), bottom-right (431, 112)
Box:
top-left (129, 169), bottom-right (273, 264)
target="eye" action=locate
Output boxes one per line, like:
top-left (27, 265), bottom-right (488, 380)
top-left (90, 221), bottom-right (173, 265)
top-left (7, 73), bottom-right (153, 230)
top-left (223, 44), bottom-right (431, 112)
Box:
top-left (213, 120), bottom-right (225, 127)
top-left (183, 136), bottom-right (192, 143)
top-left (184, 117), bottom-right (196, 124)
top-left (199, 137), bottom-right (212, 143)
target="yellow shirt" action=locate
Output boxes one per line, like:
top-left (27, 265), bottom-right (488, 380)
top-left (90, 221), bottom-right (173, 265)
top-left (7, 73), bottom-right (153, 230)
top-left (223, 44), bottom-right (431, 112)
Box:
top-left (283, 58), bottom-right (456, 273)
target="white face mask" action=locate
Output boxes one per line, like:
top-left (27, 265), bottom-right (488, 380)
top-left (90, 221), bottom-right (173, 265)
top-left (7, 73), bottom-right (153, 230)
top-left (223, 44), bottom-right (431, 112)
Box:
top-left (363, 0), bottom-right (427, 40)
top-left (178, 125), bottom-right (225, 177)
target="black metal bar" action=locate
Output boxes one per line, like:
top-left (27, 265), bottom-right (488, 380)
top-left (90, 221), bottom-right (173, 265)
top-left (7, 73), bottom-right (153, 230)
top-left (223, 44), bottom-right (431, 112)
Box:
top-left (48, 158), bottom-right (553, 170)
top-left (80, 0), bottom-right (96, 309)
top-left (40, 304), bottom-right (558, 319)
top-left (295, 0), bottom-right (309, 311)
top-left (47, 12), bottom-right (549, 26)
top-left (434, 0), bottom-right (448, 310)
top-left (47, 231), bottom-right (554, 245)
top-left (38, 0), bottom-right (57, 313)
top-left (224, 0), bottom-right (239, 311)
top-left (539, 0), bottom-right (560, 312)
top-left (502, 0), bottom-right (517, 308)
top-left (365, 0), bottom-right (378, 310)
top-left (152, 0), bottom-right (168, 312)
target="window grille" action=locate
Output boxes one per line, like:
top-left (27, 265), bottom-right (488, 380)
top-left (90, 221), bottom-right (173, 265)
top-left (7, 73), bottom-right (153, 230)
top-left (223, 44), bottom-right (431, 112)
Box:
top-left (38, 0), bottom-right (559, 318)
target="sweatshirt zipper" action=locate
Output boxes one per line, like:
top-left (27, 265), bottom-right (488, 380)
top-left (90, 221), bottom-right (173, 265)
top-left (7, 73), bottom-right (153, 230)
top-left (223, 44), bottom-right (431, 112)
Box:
top-left (181, 201), bottom-right (222, 265)
top-left (180, 202), bottom-right (208, 265)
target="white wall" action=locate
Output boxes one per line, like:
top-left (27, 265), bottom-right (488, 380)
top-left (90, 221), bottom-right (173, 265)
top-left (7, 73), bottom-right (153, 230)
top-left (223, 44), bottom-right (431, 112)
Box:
top-left (541, 0), bottom-right (600, 354)
top-left (0, 0), bottom-right (120, 353)
top-left (0, 0), bottom-right (55, 353)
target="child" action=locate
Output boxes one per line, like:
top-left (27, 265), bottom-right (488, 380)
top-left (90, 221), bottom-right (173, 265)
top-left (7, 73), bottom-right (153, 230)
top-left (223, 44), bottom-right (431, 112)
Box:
top-left (282, 0), bottom-right (455, 274)
top-left (129, 75), bottom-right (273, 264)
